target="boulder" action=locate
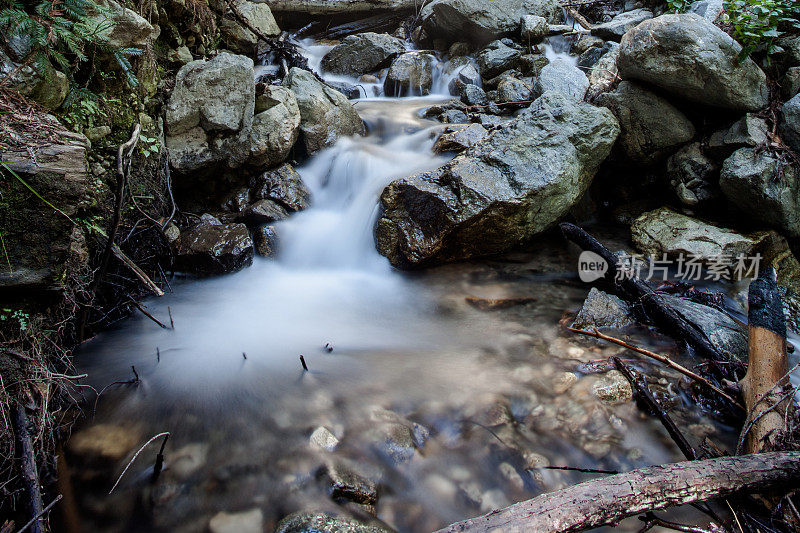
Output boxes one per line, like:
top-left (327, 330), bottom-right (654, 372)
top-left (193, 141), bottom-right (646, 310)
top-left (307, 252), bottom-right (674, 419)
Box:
top-left (780, 93), bottom-right (800, 153)
top-left (666, 142), bottom-right (718, 207)
top-left (248, 86), bottom-right (301, 167)
top-left (1, 131), bottom-right (90, 290)
top-left (0, 50), bottom-right (68, 110)
top-left (220, 1), bottom-right (280, 53)
top-left (275, 512), bottom-right (390, 533)
top-left (596, 81), bottom-right (695, 165)
top-left (534, 59), bottom-right (589, 101)
top-left (591, 8), bottom-right (653, 42)
top-left (268, 0), bottom-right (416, 14)
top-left (660, 294), bottom-right (747, 361)
top-left (384, 52), bottom-right (434, 96)
top-left (240, 199), bottom-right (289, 224)
top-left (166, 53), bottom-right (255, 172)
top-left (173, 215), bottom-right (254, 275)
top-left (520, 15), bottom-right (549, 43)
top-left (321, 32), bottom-right (405, 75)
top-left (781, 67), bottom-right (800, 101)
top-left (249, 163), bottom-right (310, 212)
top-left (497, 76), bottom-right (531, 103)
top-left (708, 113), bottom-right (769, 156)
top-left (688, 0), bottom-right (725, 22)
top-left (433, 123), bottom-right (488, 152)
top-left (477, 40), bottom-right (521, 79)
top-left (448, 63), bottom-right (482, 96)
top-left (84, 0), bottom-right (158, 49)
top-left (375, 91), bottom-right (619, 267)
top-left (593, 370), bottom-right (633, 404)
top-left (572, 288), bottom-right (634, 329)
top-left (617, 13), bottom-right (769, 111)
top-left (283, 68), bottom-right (364, 153)
top-left (720, 148), bottom-right (800, 238)
top-left (253, 225), bottom-right (279, 257)
top-left (518, 53), bottom-right (549, 77)
top-left (421, 0), bottom-right (563, 45)
top-left (209, 509), bottom-right (263, 533)
top-left (585, 43), bottom-right (619, 100)
top-left (460, 84), bottom-right (487, 105)
top-left (323, 460), bottom-right (378, 504)
top-left (631, 207), bottom-right (772, 261)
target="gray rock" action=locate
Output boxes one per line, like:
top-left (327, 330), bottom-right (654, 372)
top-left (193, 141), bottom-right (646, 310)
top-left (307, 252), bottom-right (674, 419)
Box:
top-left (421, 0), bottom-right (563, 45)
top-left (572, 288), bottom-right (634, 329)
top-left (661, 294), bottom-right (747, 360)
top-left (593, 370), bottom-right (633, 404)
top-left (248, 87), bottom-right (300, 167)
top-left (326, 80), bottom-right (361, 100)
top-left (309, 426), bottom-right (339, 451)
top-left (688, 0), bottom-right (725, 22)
top-left (283, 68), bottom-right (364, 153)
top-left (220, 0), bottom-right (280, 53)
top-left (84, 0), bottom-right (158, 50)
top-left (781, 67), bottom-right (800, 101)
top-left (667, 142), bottom-right (718, 207)
top-left (209, 509), bottom-right (263, 533)
top-left (174, 215), bottom-right (253, 275)
top-left (444, 109), bottom-right (470, 123)
top-left (0, 50), bottom-right (68, 110)
top-left (447, 62), bottom-right (481, 96)
top-left (324, 460), bottom-right (378, 504)
top-left (253, 225), bottom-right (279, 257)
top-left (497, 76), bottom-right (531, 103)
top-left (776, 35), bottom-right (800, 70)
top-left (168, 45), bottom-right (193, 65)
top-left (240, 199), bottom-right (289, 224)
top-left (535, 59), bottom-right (589, 101)
top-left (460, 83), bottom-right (488, 105)
top-left (255, 85), bottom-right (297, 115)
top-left (477, 40), bottom-right (521, 79)
top-left (249, 163), bottom-right (310, 212)
top-left (780, 93), bottom-right (800, 153)
top-left (708, 113), bottom-right (769, 155)
top-left (375, 91), bottom-right (619, 267)
top-left (521, 15), bottom-right (549, 43)
top-left (433, 123), bottom-right (488, 152)
top-left (585, 43), bottom-right (620, 100)
top-left (591, 8), bottom-right (653, 41)
top-left (384, 51), bottom-right (434, 96)
top-left (275, 512), bottom-right (390, 533)
top-left (720, 148), bottom-right (800, 238)
top-left (596, 81), bottom-right (695, 165)
top-left (321, 32), bottom-right (405, 75)
top-left (631, 207), bottom-right (772, 260)
top-left (449, 41), bottom-right (472, 57)
top-left (518, 53), bottom-right (549, 77)
top-left (618, 13), bottom-right (769, 111)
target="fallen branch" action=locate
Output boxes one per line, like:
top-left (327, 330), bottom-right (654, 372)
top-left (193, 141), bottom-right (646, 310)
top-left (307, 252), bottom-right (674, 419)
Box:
top-left (567, 7), bottom-right (594, 30)
top-left (13, 405), bottom-right (43, 533)
top-left (128, 298), bottom-right (168, 329)
top-left (16, 494), bottom-right (62, 533)
top-left (568, 326), bottom-right (742, 409)
top-left (112, 245), bottom-right (164, 297)
top-left (436, 452), bottom-right (800, 533)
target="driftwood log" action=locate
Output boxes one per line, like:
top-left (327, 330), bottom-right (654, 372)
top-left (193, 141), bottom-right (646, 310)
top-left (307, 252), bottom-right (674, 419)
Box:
top-left (13, 405), bottom-right (44, 533)
top-left (436, 452), bottom-right (800, 533)
top-left (740, 268), bottom-right (792, 454)
top-left (560, 223), bottom-right (723, 361)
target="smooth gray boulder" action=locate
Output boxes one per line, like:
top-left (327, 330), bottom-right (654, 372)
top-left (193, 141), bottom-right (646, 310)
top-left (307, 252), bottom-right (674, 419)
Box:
top-left (596, 81), bottom-right (695, 165)
top-left (497, 76), bottom-right (531, 103)
top-left (720, 148), bottom-right (800, 238)
top-left (780, 93), bottom-right (800, 153)
top-left (283, 67), bottom-right (364, 153)
top-left (220, 0), bottom-right (280, 52)
top-left (631, 207), bottom-right (772, 261)
top-left (384, 51), bottom-right (435, 96)
top-left (666, 142), bottom-right (718, 207)
top-left (618, 13), bottom-right (769, 111)
top-left (534, 59), bottom-right (589, 101)
top-left (248, 86), bottom-right (300, 167)
top-left (591, 8), bottom-right (653, 42)
top-left (84, 0), bottom-right (159, 49)
top-left (375, 91), bottom-right (620, 267)
top-left (320, 32), bottom-right (405, 75)
top-left (421, 0), bottom-right (563, 45)
top-left (477, 40), bottom-right (521, 79)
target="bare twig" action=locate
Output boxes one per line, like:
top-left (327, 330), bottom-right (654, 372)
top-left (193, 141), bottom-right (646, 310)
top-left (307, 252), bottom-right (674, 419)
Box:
top-left (109, 432), bottom-right (170, 494)
top-left (15, 494), bottom-right (62, 533)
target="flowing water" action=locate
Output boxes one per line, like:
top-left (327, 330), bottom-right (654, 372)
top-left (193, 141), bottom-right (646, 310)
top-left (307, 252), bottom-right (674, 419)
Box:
top-left (67, 39), bottom-right (732, 532)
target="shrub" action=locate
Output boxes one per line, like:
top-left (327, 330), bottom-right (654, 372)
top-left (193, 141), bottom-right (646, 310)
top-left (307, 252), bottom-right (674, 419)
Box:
top-left (723, 0), bottom-right (800, 61)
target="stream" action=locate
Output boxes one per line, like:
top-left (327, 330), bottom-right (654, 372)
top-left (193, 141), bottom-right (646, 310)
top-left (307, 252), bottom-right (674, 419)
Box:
top-left (67, 38), bottom-right (732, 532)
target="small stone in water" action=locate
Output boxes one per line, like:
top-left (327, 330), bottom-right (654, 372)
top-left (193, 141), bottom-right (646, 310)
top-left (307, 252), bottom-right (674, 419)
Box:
top-left (592, 370), bottom-right (633, 404)
top-left (553, 371), bottom-right (578, 394)
top-left (324, 460), bottom-right (379, 505)
top-left (310, 426), bottom-right (339, 452)
top-left (209, 508), bottom-right (264, 533)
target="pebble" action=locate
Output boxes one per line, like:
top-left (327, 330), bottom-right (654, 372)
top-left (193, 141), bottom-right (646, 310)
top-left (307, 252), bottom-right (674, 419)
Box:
top-left (592, 370), bottom-right (634, 404)
top-left (208, 509), bottom-right (263, 533)
top-left (309, 426), bottom-right (339, 452)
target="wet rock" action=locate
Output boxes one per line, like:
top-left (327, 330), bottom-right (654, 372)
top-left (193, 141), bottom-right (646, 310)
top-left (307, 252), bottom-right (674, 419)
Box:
top-left (781, 93), bottom-right (800, 153)
top-left (632, 207), bottom-right (772, 260)
top-left (591, 8), bottom-right (653, 41)
top-left (174, 215), bottom-right (253, 275)
top-left (248, 86), bottom-right (300, 167)
top-left (240, 199), bottom-right (289, 224)
top-left (324, 460), bottom-right (378, 504)
top-left (596, 81), bottom-right (695, 165)
top-left (460, 84), bottom-right (487, 106)
top-left (373, 422), bottom-right (418, 464)
top-left (68, 424), bottom-right (141, 465)
top-left (448, 63), bottom-right (482, 96)
top-left (209, 509), bottom-right (263, 533)
top-left (661, 294), bottom-right (747, 360)
top-left (376, 91), bottom-right (619, 267)
top-left (477, 40), bottom-right (521, 79)
top-left (534, 59), bottom-right (589, 101)
top-left (223, 187), bottom-right (250, 213)
top-left (166, 53), bottom-right (255, 172)
top-left (310, 426), bottom-right (339, 452)
top-left (781, 67), bottom-right (800, 101)
top-left (465, 296), bottom-right (535, 310)
top-left (521, 15), bottom-right (549, 43)
top-left (249, 163), bottom-right (310, 212)
top-left (384, 51), bottom-right (434, 96)
top-left (518, 53), bottom-right (549, 77)
top-left (444, 108), bottom-right (470, 123)
top-left (433, 123), bottom-right (488, 153)
top-left (473, 113), bottom-right (505, 128)
top-left (321, 32), bottom-right (405, 75)
top-left (481, 488), bottom-right (510, 513)
top-left (275, 511), bottom-right (390, 533)
top-left (573, 34), bottom-right (605, 55)
top-left (667, 142), bottom-right (719, 207)
top-left (329, 81), bottom-right (362, 100)
top-left (421, 0), bottom-right (562, 45)
top-left (449, 42), bottom-right (472, 57)
top-left (708, 114), bottom-right (769, 155)
top-left (253, 225), bottom-right (279, 257)
top-left (283, 68), bottom-right (364, 153)
top-left (572, 288), bottom-right (634, 329)
top-left (592, 370), bottom-right (633, 404)
top-left (497, 76), bottom-right (531, 103)
top-left (618, 14), bottom-right (769, 111)
top-left (720, 148), bottom-right (800, 238)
